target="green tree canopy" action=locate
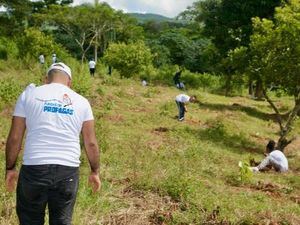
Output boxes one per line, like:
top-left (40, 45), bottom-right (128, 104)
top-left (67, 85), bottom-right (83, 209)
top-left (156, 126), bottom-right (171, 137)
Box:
top-left (103, 41), bottom-right (153, 78)
top-left (244, 0), bottom-right (300, 150)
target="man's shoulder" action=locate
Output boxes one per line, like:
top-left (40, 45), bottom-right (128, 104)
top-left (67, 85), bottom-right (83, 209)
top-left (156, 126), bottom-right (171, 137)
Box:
top-left (271, 150), bottom-right (285, 157)
top-left (70, 90), bottom-right (90, 104)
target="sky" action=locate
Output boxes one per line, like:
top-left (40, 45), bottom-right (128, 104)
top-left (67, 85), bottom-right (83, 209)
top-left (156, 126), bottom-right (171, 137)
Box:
top-left (73, 0), bottom-right (195, 18)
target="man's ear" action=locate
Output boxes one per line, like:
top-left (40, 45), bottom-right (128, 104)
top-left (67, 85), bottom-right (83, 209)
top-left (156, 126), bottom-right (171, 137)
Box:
top-left (68, 79), bottom-right (72, 88)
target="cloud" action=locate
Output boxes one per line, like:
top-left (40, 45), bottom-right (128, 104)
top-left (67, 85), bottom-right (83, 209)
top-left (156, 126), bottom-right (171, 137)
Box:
top-left (73, 0), bottom-right (195, 17)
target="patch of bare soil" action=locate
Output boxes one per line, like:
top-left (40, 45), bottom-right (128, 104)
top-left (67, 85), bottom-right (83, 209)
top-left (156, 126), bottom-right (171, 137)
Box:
top-left (107, 114), bottom-right (124, 123)
top-left (130, 107), bottom-right (149, 113)
top-left (202, 206), bottom-right (231, 225)
top-left (185, 118), bottom-right (202, 126)
top-left (249, 133), bottom-right (268, 146)
top-left (251, 182), bottom-right (282, 198)
top-left (290, 196), bottom-right (300, 205)
top-left (154, 127), bottom-right (169, 133)
top-left (285, 137), bottom-right (300, 153)
top-left (255, 211), bottom-right (300, 225)
top-left (101, 187), bottom-right (179, 225)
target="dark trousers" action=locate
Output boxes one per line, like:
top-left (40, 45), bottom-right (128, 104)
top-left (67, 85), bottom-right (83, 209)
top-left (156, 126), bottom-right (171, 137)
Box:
top-left (89, 68), bottom-right (95, 76)
top-left (17, 165), bottom-right (79, 225)
top-left (175, 101), bottom-right (185, 119)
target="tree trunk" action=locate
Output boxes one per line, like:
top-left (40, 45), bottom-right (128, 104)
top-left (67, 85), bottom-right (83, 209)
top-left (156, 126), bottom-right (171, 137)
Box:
top-left (255, 80), bottom-right (264, 100)
top-left (276, 98), bottom-right (300, 151)
top-left (94, 35), bottom-right (98, 62)
top-left (225, 74), bottom-right (232, 96)
top-left (248, 80), bottom-right (253, 95)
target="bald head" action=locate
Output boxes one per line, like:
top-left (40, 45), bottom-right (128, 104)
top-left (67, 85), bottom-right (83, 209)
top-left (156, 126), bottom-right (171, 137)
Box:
top-left (46, 69), bottom-right (71, 87)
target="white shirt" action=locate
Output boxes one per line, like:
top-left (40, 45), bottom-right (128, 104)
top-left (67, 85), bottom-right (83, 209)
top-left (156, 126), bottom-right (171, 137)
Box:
top-left (89, 60), bottom-right (96, 69)
top-left (39, 55), bottom-right (45, 64)
top-left (175, 94), bottom-right (190, 103)
top-left (52, 56), bottom-right (56, 63)
top-left (257, 150), bottom-right (288, 172)
top-left (142, 80), bottom-right (147, 86)
top-left (14, 83), bottom-right (94, 167)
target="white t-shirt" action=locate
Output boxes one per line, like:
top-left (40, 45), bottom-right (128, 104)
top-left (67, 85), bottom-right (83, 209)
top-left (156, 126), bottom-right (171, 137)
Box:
top-left (175, 94), bottom-right (190, 103)
top-left (39, 55), bottom-right (45, 64)
top-left (256, 150), bottom-right (288, 172)
top-left (13, 83), bottom-right (94, 167)
top-left (269, 150), bottom-right (288, 171)
top-left (89, 60), bottom-right (96, 69)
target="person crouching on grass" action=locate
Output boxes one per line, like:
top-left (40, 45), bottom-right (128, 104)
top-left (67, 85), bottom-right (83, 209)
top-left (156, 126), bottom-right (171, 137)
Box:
top-left (251, 140), bottom-right (288, 173)
top-left (175, 94), bottom-right (197, 121)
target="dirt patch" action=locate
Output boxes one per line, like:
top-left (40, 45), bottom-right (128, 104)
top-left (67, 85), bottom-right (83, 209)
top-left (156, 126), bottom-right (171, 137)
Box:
top-left (129, 106), bottom-right (153, 113)
top-left (107, 114), bottom-right (124, 123)
top-left (256, 211), bottom-right (300, 225)
top-left (154, 127), bottom-right (169, 133)
top-left (185, 118), bottom-right (201, 126)
top-left (249, 133), bottom-right (268, 146)
top-left (147, 140), bottom-right (163, 151)
top-left (290, 196), bottom-right (300, 205)
top-left (285, 137), bottom-right (300, 154)
top-left (101, 187), bottom-right (179, 225)
top-left (251, 182), bottom-right (283, 198)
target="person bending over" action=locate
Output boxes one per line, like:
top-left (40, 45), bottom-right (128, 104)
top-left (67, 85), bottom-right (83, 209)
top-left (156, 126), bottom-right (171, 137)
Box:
top-left (175, 94), bottom-right (197, 121)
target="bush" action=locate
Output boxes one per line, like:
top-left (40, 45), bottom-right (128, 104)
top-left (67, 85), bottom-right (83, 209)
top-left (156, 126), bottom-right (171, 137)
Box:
top-left (152, 65), bottom-right (179, 85)
top-left (182, 71), bottom-right (221, 90)
top-left (0, 78), bottom-right (22, 105)
top-left (0, 37), bottom-right (18, 60)
top-left (103, 41), bottom-right (153, 78)
top-left (17, 28), bottom-right (70, 63)
top-left (68, 60), bottom-right (92, 97)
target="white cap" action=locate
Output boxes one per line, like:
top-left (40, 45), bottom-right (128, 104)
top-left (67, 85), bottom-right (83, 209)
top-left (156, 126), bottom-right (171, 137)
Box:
top-left (47, 62), bottom-right (72, 79)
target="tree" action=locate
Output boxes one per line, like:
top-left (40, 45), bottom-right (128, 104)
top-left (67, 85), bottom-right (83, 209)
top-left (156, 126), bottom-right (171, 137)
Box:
top-left (181, 0), bottom-right (282, 95)
top-left (103, 41), bottom-right (153, 78)
top-left (33, 3), bottom-right (142, 62)
top-left (245, 0), bottom-right (300, 150)
top-left (0, 0), bottom-right (32, 35)
top-left (17, 27), bottom-right (69, 61)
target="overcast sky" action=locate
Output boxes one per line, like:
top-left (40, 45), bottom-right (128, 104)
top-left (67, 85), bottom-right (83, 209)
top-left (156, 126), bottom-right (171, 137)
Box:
top-left (73, 0), bottom-right (195, 18)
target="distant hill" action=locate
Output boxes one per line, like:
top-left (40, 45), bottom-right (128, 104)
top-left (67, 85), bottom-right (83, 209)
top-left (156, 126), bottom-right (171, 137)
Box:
top-left (128, 13), bottom-right (177, 23)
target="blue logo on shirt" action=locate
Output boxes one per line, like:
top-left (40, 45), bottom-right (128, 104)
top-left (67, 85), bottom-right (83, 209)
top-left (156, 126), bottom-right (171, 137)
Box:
top-left (37, 95), bottom-right (74, 116)
top-left (43, 102), bottom-right (74, 115)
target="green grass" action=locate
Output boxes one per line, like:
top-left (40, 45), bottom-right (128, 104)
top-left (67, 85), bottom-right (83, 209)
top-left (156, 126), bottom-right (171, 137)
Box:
top-left (0, 63), bottom-right (300, 224)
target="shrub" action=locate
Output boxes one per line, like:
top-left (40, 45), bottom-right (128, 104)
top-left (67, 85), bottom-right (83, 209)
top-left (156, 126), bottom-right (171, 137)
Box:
top-left (0, 78), bottom-right (22, 105)
top-left (152, 65), bottom-right (179, 85)
top-left (0, 37), bottom-right (19, 60)
top-left (17, 28), bottom-right (70, 63)
top-left (182, 71), bottom-right (221, 90)
top-left (103, 41), bottom-right (153, 78)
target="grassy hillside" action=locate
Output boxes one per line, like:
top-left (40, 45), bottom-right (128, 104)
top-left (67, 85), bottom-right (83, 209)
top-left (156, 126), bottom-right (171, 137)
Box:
top-left (0, 63), bottom-right (300, 224)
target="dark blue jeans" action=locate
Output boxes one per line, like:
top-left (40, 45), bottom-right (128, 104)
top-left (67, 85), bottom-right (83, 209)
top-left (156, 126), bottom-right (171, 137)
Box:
top-left (17, 165), bottom-right (79, 225)
top-left (175, 101), bottom-right (185, 120)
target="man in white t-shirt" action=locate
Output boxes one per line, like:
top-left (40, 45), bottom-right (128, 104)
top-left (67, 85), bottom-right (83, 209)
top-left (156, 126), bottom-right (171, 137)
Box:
top-left (251, 140), bottom-right (288, 172)
top-left (5, 62), bottom-right (101, 225)
top-left (175, 94), bottom-right (197, 121)
top-left (39, 54), bottom-right (45, 65)
top-left (52, 53), bottom-right (57, 64)
top-left (88, 59), bottom-right (96, 77)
